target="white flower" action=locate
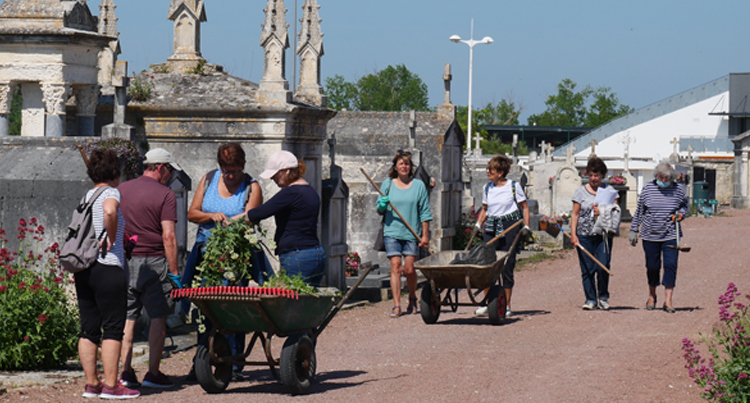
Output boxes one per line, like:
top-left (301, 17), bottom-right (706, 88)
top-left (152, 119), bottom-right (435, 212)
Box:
top-left (198, 324), bottom-right (206, 333)
top-left (266, 240), bottom-right (277, 251)
top-left (245, 233), bottom-right (259, 244)
top-left (223, 271), bottom-right (236, 281)
top-left (231, 252), bottom-right (240, 260)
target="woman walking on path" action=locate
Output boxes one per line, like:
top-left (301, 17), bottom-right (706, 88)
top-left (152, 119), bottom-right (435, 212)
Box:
top-left (75, 149), bottom-right (139, 399)
top-left (473, 155), bottom-right (530, 317)
top-left (376, 150), bottom-right (432, 318)
top-left (570, 157), bottom-right (618, 311)
top-left (629, 161), bottom-right (689, 313)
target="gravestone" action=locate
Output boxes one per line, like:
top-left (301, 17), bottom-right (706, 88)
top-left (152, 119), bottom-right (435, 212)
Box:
top-left (551, 165), bottom-right (581, 217)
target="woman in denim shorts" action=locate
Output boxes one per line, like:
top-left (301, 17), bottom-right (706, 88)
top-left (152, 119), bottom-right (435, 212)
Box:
top-left (376, 150), bottom-right (432, 317)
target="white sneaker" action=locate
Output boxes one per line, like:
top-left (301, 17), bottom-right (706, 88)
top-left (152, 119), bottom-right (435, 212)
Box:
top-left (599, 300), bottom-right (610, 310)
top-left (474, 306), bottom-right (488, 316)
top-left (582, 302), bottom-right (596, 310)
top-left (505, 307), bottom-right (512, 317)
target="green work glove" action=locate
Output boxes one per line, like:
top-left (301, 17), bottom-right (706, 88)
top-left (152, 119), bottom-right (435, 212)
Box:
top-left (377, 196), bottom-right (390, 213)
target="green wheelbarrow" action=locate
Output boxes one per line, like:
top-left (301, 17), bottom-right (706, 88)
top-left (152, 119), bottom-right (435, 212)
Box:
top-left (172, 265), bottom-right (375, 395)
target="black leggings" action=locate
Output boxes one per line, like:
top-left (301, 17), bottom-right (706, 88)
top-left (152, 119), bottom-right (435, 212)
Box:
top-left (75, 262), bottom-right (127, 344)
top-left (483, 217), bottom-right (521, 289)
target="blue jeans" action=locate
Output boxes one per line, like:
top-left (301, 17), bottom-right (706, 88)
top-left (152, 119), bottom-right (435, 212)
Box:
top-left (483, 217), bottom-right (522, 289)
top-left (576, 235), bottom-right (612, 304)
top-left (280, 246), bottom-right (326, 286)
top-left (642, 239), bottom-right (679, 287)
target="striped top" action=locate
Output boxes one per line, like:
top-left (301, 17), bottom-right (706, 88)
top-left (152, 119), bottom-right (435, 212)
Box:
top-left (630, 180), bottom-right (688, 241)
top-left (85, 186), bottom-right (125, 268)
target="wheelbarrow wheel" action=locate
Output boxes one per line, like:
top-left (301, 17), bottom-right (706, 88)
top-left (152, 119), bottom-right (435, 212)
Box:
top-left (420, 285), bottom-right (441, 324)
top-left (487, 285), bottom-right (507, 326)
top-left (280, 333), bottom-right (316, 395)
top-left (195, 333), bottom-right (232, 393)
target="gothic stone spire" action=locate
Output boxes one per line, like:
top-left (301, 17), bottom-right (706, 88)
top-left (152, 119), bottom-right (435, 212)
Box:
top-left (294, 0), bottom-right (325, 106)
top-left (259, 0), bottom-right (291, 104)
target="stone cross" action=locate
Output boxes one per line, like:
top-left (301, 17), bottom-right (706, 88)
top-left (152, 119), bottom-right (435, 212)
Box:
top-left (620, 132), bottom-right (635, 173)
top-left (540, 141), bottom-right (547, 161)
top-left (564, 144), bottom-right (576, 166)
top-left (512, 134), bottom-right (519, 165)
top-left (545, 143), bottom-right (555, 163)
top-left (589, 139), bottom-right (598, 158)
top-left (670, 137), bottom-right (679, 154)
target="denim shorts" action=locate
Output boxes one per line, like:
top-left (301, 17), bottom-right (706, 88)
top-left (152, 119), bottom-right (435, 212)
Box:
top-left (280, 245), bottom-right (326, 287)
top-left (384, 236), bottom-right (418, 258)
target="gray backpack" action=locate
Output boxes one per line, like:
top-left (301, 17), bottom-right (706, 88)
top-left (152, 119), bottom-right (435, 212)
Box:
top-left (59, 187), bottom-right (109, 273)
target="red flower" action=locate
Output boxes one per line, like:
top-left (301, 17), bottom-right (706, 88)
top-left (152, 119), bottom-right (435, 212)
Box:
top-left (18, 218), bottom-right (26, 227)
top-left (18, 282), bottom-right (26, 289)
top-left (23, 336), bottom-right (29, 341)
top-left (38, 314), bottom-right (48, 324)
top-left (30, 217), bottom-right (37, 225)
top-left (0, 285), bottom-right (7, 292)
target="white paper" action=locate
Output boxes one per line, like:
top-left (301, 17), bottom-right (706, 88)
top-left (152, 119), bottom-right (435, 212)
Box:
top-left (594, 186), bottom-right (618, 205)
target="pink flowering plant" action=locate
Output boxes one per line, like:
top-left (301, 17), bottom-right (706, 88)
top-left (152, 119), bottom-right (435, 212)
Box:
top-left (608, 174), bottom-right (627, 185)
top-left (682, 283), bottom-right (750, 401)
top-left (345, 252), bottom-right (362, 277)
top-left (0, 218), bottom-right (79, 370)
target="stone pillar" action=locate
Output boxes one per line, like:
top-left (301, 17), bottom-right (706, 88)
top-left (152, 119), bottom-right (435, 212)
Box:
top-left (75, 85), bottom-right (100, 136)
top-left (102, 61), bottom-right (135, 140)
top-left (0, 82), bottom-right (11, 137)
top-left (41, 83), bottom-right (70, 137)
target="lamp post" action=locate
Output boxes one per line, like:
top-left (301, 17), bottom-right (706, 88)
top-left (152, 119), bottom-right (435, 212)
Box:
top-left (450, 19), bottom-right (493, 156)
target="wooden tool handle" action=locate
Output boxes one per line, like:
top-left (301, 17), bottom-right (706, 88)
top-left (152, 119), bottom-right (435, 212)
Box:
top-left (486, 220), bottom-right (524, 246)
top-left (561, 229), bottom-right (613, 276)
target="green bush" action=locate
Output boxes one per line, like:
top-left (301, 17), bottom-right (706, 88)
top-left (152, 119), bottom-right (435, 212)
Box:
top-left (0, 218), bottom-right (79, 370)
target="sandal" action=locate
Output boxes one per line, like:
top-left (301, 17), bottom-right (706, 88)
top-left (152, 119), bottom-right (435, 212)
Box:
top-left (390, 306), bottom-right (401, 318)
top-left (646, 297), bottom-right (656, 311)
top-left (405, 297), bottom-right (418, 315)
top-left (663, 304), bottom-right (676, 314)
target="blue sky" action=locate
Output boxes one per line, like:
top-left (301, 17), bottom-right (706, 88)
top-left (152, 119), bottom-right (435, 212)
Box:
top-left (115, 1), bottom-right (750, 123)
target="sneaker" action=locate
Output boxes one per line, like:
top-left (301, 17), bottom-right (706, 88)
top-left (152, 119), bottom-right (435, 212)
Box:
top-left (231, 370), bottom-right (245, 382)
top-left (82, 383), bottom-right (103, 398)
top-left (100, 383), bottom-right (140, 399)
top-left (505, 307), bottom-right (512, 317)
top-left (599, 300), bottom-right (610, 310)
top-left (582, 301), bottom-right (596, 310)
top-left (119, 368), bottom-right (140, 388)
top-left (474, 306), bottom-right (488, 316)
top-left (142, 371), bottom-right (173, 389)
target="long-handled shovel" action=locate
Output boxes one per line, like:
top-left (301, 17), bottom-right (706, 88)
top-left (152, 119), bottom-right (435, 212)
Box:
top-left (360, 168), bottom-right (433, 255)
top-left (560, 226), bottom-right (614, 276)
top-left (667, 218), bottom-right (691, 252)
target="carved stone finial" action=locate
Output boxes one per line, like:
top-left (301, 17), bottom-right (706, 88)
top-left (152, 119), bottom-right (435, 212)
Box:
top-left (167, 0), bottom-right (207, 73)
top-left (98, 0), bottom-right (119, 37)
top-left (260, 0), bottom-right (291, 104)
top-left (294, 0), bottom-right (325, 106)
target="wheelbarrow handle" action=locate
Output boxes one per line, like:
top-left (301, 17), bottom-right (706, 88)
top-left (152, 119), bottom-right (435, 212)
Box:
top-left (314, 263), bottom-right (377, 338)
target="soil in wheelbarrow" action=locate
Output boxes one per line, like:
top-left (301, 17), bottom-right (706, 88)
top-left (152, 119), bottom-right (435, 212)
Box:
top-left (5, 210), bottom-right (749, 402)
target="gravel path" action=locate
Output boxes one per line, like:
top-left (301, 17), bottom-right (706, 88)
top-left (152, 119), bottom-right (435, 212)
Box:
top-left (3, 209), bottom-right (746, 402)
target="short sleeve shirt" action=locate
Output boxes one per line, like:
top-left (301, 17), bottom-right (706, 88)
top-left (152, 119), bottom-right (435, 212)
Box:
top-left (86, 186), bottom-right (125, 268)
top-left (118, 176), bottom-right (177, 256)
top-left (483, 181), bottom-right (527, 217)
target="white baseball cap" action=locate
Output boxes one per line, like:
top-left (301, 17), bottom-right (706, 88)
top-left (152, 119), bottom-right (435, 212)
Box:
top-left (143, 148), bottom-right (182, 171)
top-left (260, 150), bottom-right (298, 179)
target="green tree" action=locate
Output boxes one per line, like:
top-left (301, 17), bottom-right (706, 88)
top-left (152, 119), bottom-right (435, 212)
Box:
top-left (323, 64), bottom-right (429, 112)
top-left (8, 85), bottom-right (21, 136)
top-left (323, 74), bottom-right (357, 111)
top-left (457, 99), bottom-right (523, 154)
top-left (527, 78), bottom-right (632, 127)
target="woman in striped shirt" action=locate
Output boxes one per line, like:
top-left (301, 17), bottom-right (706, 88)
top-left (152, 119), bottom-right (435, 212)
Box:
top-left (629, 161), bottom-right (689, 313)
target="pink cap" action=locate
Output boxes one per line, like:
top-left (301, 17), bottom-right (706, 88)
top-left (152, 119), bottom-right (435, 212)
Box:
top-left (260, 151), bottom-right (299, 179)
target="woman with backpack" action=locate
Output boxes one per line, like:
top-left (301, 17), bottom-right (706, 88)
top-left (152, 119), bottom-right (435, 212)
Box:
top-left (474, 155), bottom-right (530, 318)
top-left (75, 149), bottom-right (139, 399)
top-left (183, 142), bottom-right (267, 381)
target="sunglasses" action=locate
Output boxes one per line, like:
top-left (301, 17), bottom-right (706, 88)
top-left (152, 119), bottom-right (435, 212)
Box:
top-left (397, 149), bottom-right (412, 157)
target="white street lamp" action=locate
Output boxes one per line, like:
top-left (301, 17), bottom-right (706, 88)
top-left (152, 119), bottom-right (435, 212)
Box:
top-left (450, 19), bottom-right (493, 156)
